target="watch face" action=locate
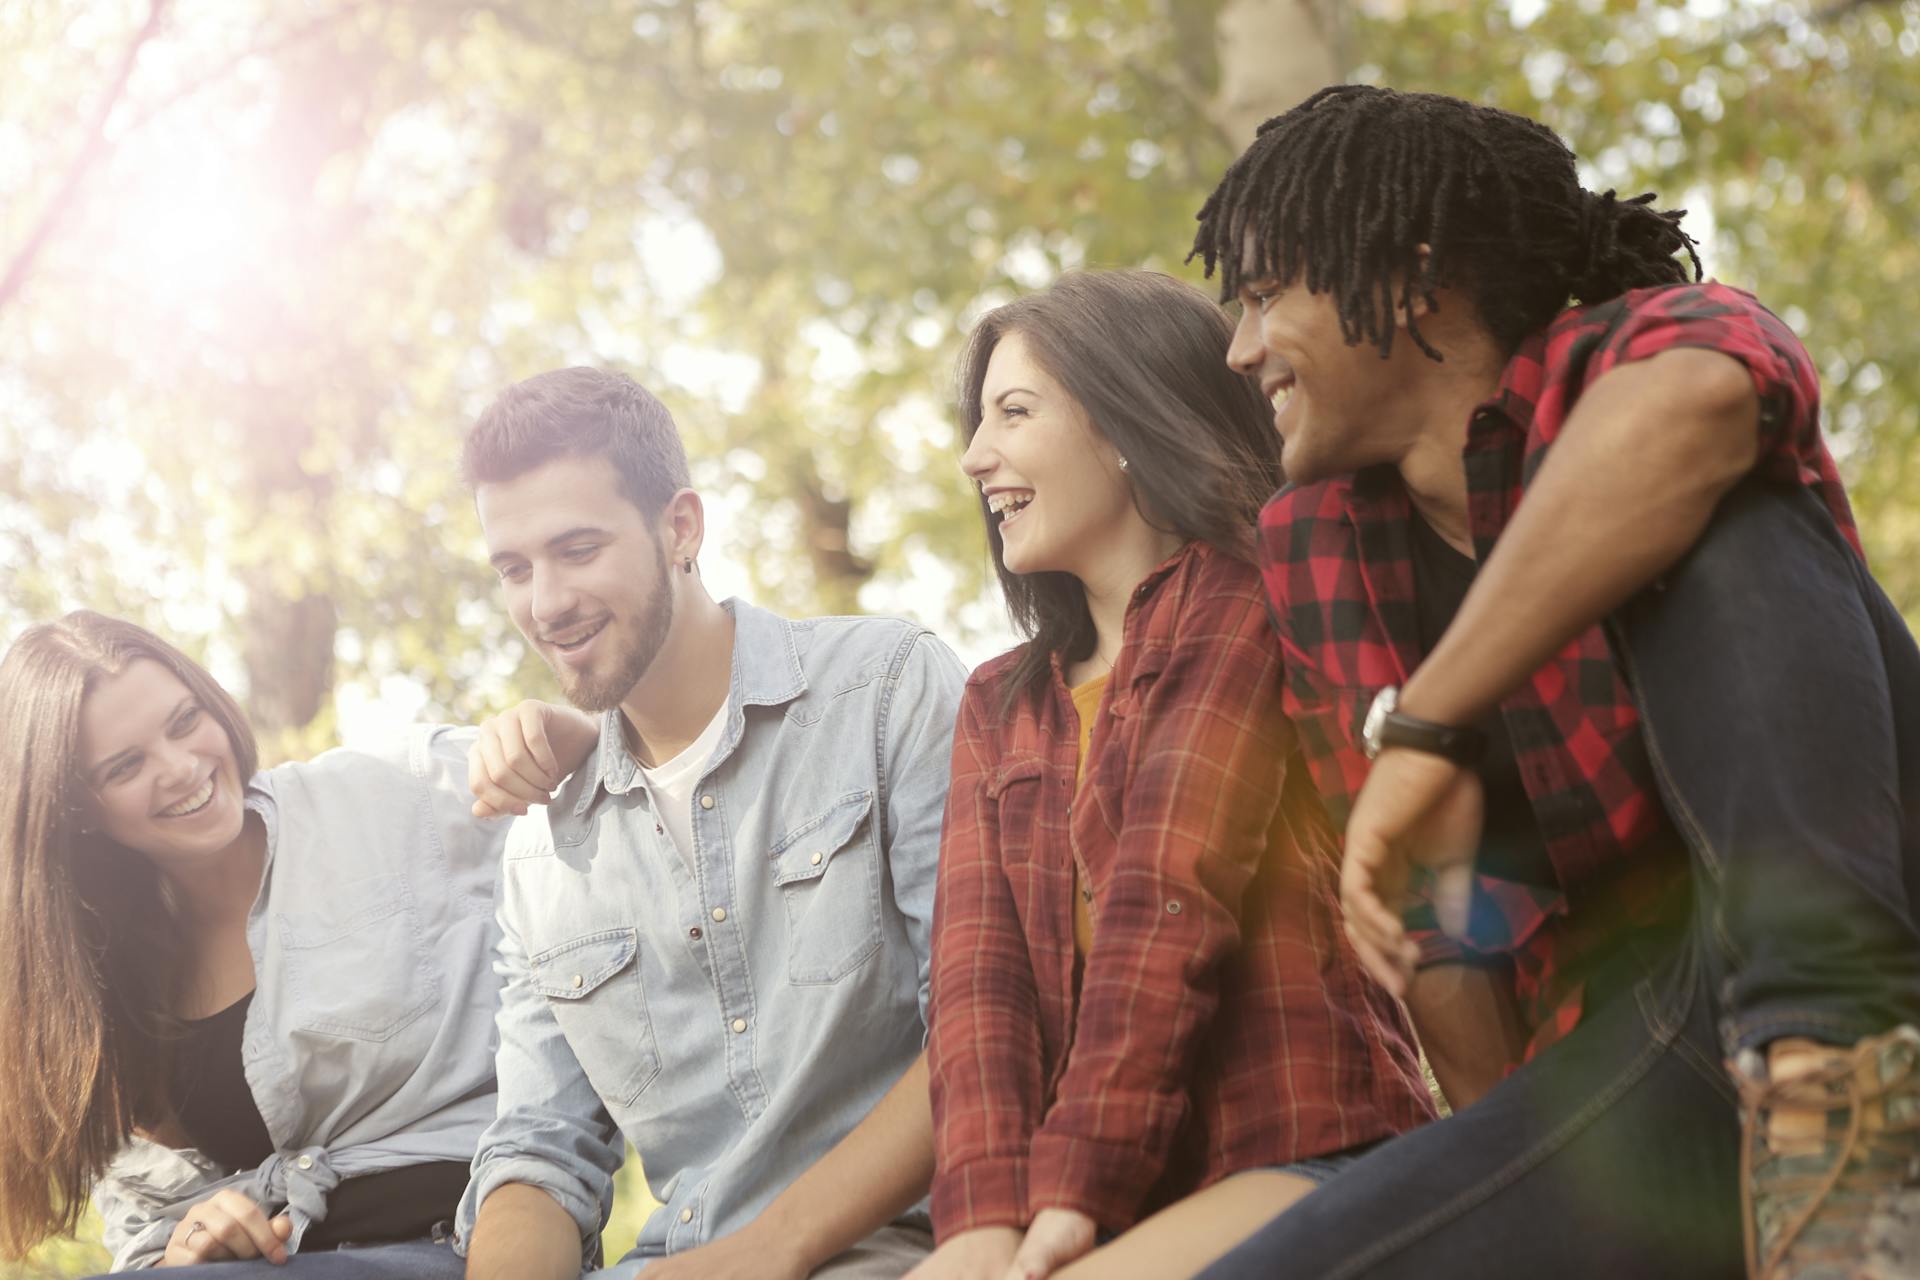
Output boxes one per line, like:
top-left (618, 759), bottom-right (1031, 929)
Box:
top-left (1362, 687), bottom-right (1396, 759)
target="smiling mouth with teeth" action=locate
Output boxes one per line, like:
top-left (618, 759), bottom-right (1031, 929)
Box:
top-left (986, 492), bottom-right (1034, 520)
top-left (158, 774), bottom-right (216, 819)
top-left (545, 618), bottom-right (609, 652)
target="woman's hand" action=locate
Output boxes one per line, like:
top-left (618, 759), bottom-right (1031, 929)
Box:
top-left (1003, 1208), bottom-right (1097, 1280)
top-left (468, 700), bottom-right (601, 818)
top-left (158, 1188), bottom-right (292, 1267)
top-left (903, 1226), bottom-right (1023, 1280)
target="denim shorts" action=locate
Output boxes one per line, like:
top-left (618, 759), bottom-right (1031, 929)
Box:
top-left (1264, 1138), bottom-right (1383, 1187)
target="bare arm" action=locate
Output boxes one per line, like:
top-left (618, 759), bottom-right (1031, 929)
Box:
top-left (1403, 961), bottom-right (1529, 1111)
top-left (643, 1053), bottom-right (934, 1280)
top-left (1399, 347), bottom-right (1760, 727)
top-left (465, 1183), bottom-right (583, 1280)
top-left (764, 1051), bottom-right (933, 1267)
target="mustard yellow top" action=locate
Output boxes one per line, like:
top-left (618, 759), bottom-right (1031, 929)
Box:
top-left (1069, 673), bottom-right (1110, 956)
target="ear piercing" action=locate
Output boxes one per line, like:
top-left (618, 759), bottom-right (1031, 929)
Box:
top-left (682, 558), bottom-right (695, 575)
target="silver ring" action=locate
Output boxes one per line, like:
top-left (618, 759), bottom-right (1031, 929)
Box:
top-left (184, 1219), bottom-right (208, 1244)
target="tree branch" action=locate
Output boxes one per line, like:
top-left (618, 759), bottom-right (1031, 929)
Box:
top-left (0, 0), bottom-right (174, 314)
top-left (113, 1), bottom-right (377, 140)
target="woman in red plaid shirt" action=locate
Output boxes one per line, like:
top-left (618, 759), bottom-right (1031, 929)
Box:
top-left (909, 270), bottom-right (1435, 1280)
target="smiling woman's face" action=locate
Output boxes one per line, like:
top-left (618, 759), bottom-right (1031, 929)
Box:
top-left (959, 331), bottom-right (1134, 580)
top-left (79, 657), bottom-right (248, 870)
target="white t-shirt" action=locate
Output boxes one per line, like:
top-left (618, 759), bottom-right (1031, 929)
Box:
top-left (639, 697), bottom-right (731, 866)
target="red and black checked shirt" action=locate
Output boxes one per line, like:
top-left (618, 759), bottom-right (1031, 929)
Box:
top-left (1259, 282), bottom-right (1860, 1061)
top-left (929, 541), bottom-right (1434, 1238)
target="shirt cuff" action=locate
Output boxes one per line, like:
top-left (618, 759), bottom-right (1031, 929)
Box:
top-left (1413, 927), bottom-right (1465, 967)
top-left (931, 1155), bottom-right (1030, 1240)
top-left (111, 1220), bottom-right (175, 1271)
top-left (1026, 1132), bottom-right (1157, 1233)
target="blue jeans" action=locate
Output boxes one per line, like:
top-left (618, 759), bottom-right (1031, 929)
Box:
top-left (92, 1238), bottom-right (463, 1279)
top-left (1620, 480), bottom-right (1920, 1054)
top-left (1203, 481), bottom-right (1920, 1278)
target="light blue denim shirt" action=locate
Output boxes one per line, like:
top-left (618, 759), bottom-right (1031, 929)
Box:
top-left (92, 726), bottom-right (507, 1270)
top-left (456, 601), bottom-right (965, 1269)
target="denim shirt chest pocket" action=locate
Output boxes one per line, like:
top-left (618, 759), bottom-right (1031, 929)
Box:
top-left (769, 790), bottom-right (882, 984)
top-left (529, 927), bottom-right (663, 1106)
top-left (276, 871), bottom-right (438, 1043)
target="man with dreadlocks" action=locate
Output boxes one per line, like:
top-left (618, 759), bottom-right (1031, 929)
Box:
top-left (1185, 86), bottom-right (1920, 1280)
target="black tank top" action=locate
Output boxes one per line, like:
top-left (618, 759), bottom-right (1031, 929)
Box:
top-left (169, 993), bottom-right (469, 1247)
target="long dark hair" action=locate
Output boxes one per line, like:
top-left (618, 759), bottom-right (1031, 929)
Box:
top-left (0, 612), bottom-right (257, 1257)
top-left (1190, 85), bottom-right (1702, 357)
top-left (956, 270), bottom-right (1282, 706)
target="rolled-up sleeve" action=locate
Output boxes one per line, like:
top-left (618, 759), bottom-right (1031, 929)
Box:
top-left (1587, 283), bottom-right (1821, 486)
top-left (454, 817), bottom-right (623, 1262)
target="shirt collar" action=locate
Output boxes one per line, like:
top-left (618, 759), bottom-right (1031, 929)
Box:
top-left (1043, 539), bottom-right (1208, 689)
top-left (1479, 326), bottom-right (1551, 433)
top-left (586, 596), bottom-right (807, 802)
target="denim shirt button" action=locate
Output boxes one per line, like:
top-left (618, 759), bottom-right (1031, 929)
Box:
top-left (689, 927), bottom-right (702, 940)
top-left (711, 907), bottom-right (728, 923)
top-left (731, 1018), bottom-right (748, 1034)
top-left (295, 1154), bottom-right (314, 1171)
top-left (810, 852), bottom-right (823, 866)
top-left (680, 1208), bottom-right (693, 1223)
top-left (570, 974), bottom-right (584, 990)
top-left (700, 794), bottom-right (715, 810)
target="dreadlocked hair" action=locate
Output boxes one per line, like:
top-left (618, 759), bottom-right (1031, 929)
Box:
top-left (1190, 85), bottom-right (1703, 358)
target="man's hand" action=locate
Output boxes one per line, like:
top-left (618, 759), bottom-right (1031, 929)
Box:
top-left (468, 700), bottom-right (599, 818)
top-left (1340, 748), bottom-right (1485, 998)
top-left (1003, 1208), bottom-right (1096, 1280)
top-left (904, 1226), bottom-right (1023, 1280)
top-left (641, 1222), bottom-right (808, 1280)
top-left (158, 1189), bottom-right (292, 1267)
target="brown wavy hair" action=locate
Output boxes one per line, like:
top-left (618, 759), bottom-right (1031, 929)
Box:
top-left (956, 269), bottom-right (1284, 706)
top-left (0, 612), bottom-right (257, 1257)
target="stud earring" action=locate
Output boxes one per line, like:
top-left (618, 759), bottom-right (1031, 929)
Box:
top-left (1117, 456), bottom-right (1130, 472)
top-left (682, 557), bottom-right (694, 575)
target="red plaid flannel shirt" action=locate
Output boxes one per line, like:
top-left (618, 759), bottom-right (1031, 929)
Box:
top-left (929, 541), bottom-right (1434, 1238)
top-left (1259, 282), bottom-right (1859, 1061)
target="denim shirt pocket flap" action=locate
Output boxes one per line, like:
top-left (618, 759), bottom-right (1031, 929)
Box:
top-left (985, 755), bottom-right (1046, 800)
top-left (529, 928), bottom-right (639, 1000)
top-left (769, 790), bottom-right (875, 887)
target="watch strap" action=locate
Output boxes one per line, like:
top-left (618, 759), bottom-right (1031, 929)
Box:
top-left (1376, 707), bottom-right (1488, 766)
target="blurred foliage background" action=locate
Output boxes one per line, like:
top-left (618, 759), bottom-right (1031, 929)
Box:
top-left (3, 0), bottom-right (1917, 1273)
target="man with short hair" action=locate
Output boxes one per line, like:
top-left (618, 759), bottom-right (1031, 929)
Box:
top-left (1188, 87), bottom-right (1920, 1279)
top-left (452, 367), bottom-right (964, 1280)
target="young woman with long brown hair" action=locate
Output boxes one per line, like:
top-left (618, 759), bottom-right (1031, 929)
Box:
top-left (911, 270), bottom-right (1436, 1280)
top-left (0, 612), bottom-right (510, 1275)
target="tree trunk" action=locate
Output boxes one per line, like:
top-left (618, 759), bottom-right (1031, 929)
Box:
top-left (240, 586), bottom-right (338, 744)
top-left (1210, 0), bottom-right (1347, 148)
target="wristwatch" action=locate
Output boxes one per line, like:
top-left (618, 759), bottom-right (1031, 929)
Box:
top-left (1361, 686), bottom-right (1488, 765)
